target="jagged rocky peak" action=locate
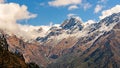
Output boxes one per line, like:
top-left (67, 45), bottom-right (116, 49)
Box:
top-left (83, 12), bottom-right (120, 34)
top-left (99, 12), bottom-right (120, 26)
top-left (36, 12), bottom-right (120, 42)
top-left (60, 17), bottom-right (83, 30)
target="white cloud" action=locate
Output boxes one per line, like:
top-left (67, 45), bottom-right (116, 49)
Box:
top-left (83, 3), bottom-right (92, 10)
top-left (83, 20), bottom-right (96, 27)
top-left (48, 0), bottom-right (82, 7)
top-left (75, 16), bottom-right (82, 21)
top-left (67, 13), bottom-right (77, 18)
top-left (0, 3), bottom-right (37, 22)
top-left (68, 5), bottom-right (78, 10)
top-left (94, 5), bottom-right (103, 13)
top-left (53, 24), bottom-right (60, 27)
top-left (85, 20), bottom-right (96, 24)
top-left (99, 5), bottom-right (120, 19)
top-left (67, 13), bottom-right (82, 22)
top-left (49, 21), bottom-right (60, 27)
top-left (18, 24), bottom-right (51, 40)
top-left (48, 0), bottom-right (92, 11)
top-left (0, 3), bottom-right (42, 40)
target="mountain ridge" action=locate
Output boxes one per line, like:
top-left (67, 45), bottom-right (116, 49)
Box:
top-left (0, 12), bottom-right (120, 68)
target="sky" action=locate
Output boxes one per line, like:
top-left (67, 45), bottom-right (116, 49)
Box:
top-left (0, 0), bottom-right (120, 40)
top-left (2, 0), bottom-right (119, 26)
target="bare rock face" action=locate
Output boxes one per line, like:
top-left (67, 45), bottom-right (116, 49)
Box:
top-left (6, 35), bottom-right (49, 67)
top-left (0, 33), bottom-right (28, 68)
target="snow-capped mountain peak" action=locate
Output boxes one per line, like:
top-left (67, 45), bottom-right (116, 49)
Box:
top-left (36, 12), bottom-right (120, 43)
top-left (60, 17), bottom-right (83, 30)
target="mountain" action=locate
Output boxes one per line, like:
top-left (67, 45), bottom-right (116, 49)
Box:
top-left (61, 17), bottom-right (83, 32)
top-left (47, 12), bottom-right (120, 68)
top-left (36, 17), bottom-right (83, 42)
top-left (43, 12), bottom-right (120, 68)
top-left (0, 12), bottom-right (120, 68)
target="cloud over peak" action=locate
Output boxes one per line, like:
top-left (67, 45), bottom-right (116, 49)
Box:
top-left (0, 3), bottom-right (39, 40)
top-left (67, 13), bottom-right (77, 18)
top-left (99, 5), bottom-right (120, 19)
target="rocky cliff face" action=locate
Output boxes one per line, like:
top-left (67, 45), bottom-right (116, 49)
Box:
top-left (0, 33), bottom-right (41, 68)
top-left (0, 33), bottom-right (28, 68)
top-left (6, 35), bottom-right (49, 67)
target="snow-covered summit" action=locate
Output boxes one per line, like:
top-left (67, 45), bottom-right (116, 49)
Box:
top-left (60, 17), bottom-right (83, 30)
top-left (36, 12), bottom-right (120, 42)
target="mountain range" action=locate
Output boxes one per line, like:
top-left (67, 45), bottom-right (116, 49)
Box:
top-left (0, 12), bottom-right (120, 68)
